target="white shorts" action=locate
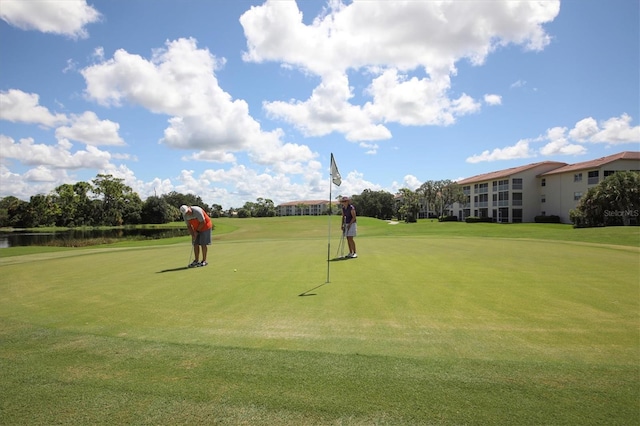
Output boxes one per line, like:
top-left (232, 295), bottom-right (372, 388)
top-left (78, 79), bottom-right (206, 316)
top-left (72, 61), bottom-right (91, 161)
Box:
top-left (344, 223), bottom-right (357, 237)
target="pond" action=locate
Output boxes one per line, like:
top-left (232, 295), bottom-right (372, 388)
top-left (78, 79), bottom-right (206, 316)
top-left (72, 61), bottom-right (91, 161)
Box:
top-left (0, 228), bottom-right (190, 248)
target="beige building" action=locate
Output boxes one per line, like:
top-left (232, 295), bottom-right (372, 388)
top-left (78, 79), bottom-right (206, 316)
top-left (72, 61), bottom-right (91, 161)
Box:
top-left (278, 151), bottom-right (639, 223)
top-left (455, 161), bottom-right (567, 223)
top-left (538, 151), bottom-right (640, 223)
top-left (453, 151), bottom-right (639, 223)
top-left (276, 200), bottom-right (335, 216)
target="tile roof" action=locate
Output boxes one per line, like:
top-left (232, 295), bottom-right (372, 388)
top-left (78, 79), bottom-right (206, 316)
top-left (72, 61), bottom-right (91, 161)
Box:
top-left (456, 161), bottom-right (567, 185)
top-left (278, 200), bottom-right (331, 206)
top-left (540, 151), bottom-right (640, 176)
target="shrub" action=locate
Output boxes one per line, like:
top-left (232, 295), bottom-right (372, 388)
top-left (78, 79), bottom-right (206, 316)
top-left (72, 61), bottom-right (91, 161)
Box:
top-left (438, 215), bottom-right (458, 222)
top-left (535, 215), bottom-right (561, 223)
top-left (465, 216), bottom-right (492, 223)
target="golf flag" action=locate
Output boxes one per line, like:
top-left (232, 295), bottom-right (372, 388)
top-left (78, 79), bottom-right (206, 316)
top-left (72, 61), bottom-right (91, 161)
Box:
top-left (330, 153), bottom-right (342, 186)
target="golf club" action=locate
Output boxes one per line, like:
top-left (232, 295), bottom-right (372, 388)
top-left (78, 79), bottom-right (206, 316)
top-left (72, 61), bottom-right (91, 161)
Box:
top-left (336, 217), bottom-right (346, 258)
top-left (187, 243), bottom-right (193, 267)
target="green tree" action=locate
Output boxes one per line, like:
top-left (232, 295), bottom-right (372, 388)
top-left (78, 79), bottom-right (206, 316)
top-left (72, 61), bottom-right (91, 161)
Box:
top-left (72, 182), bottom-right (95, 226)
top-left (418, 180), bottom-right (465, 218)
top-left (92, 174), bottom-right (136, 226)
top-left (209, 203), bottom-right (223, 218)
top-left (121, 192), bottom-right (143, 224)
top-left (571, 171), bottom-right (640, 227)
top-left (142, 196), bottom-right (173, 224)
top-left (25, 194), bottom-right (59, 227)
top-left (162, 191), bottom-right (210, 220)
top-left (53, 182), bottom-right (93, 227)
top-left (255, 198), bottom-right (276, 217)
top-left (0, 196), bottom-right (28, 228)
top-left (417, 181), bottom-right (438, 218)
top-left (397, 188), bottom-right (421, 223)
top-left (438, 180), bottom-right (466, 218)
top-left (351, 189), bottom-right (395, 219)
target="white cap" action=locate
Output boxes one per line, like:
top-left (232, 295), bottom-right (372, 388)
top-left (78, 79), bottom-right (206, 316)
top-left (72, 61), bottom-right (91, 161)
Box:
top-left (179, 205), bottom-right (189, 214)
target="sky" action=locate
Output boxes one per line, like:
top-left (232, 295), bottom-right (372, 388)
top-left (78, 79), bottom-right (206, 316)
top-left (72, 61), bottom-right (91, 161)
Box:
top-left (1, 0), bottom-right (639, 209)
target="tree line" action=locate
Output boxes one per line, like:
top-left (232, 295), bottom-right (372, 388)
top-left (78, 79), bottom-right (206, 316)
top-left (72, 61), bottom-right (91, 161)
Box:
top-left (0, 175), bottom-right (464, 228)
top-left (3, 171), bottom-right (634, 229)
top-left (0, 174), bottom-right (216, 228)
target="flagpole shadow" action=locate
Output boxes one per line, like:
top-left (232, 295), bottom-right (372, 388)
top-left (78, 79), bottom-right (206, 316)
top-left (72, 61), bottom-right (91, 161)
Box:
top-left (298, 282), bottom-right (329, 296)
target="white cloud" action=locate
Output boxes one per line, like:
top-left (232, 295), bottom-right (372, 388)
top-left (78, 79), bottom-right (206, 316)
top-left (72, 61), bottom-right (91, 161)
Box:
top-left (466, 139), bottom-right (535, 163)
top-left (240, 0), bottom-right (558, 144)
top-left (81, 37), bottom-right (311, 170)
top-left (402, 175), bottom-right (422, 191)
top-left (539, 126), bottom-right (586, 156)
top-left (264, 71), bottom-right (391, 141)
top-left (55, 111), bottom-right (125, 146)
top-left (0, 89), bottom-right (68, 127)
top-left (484, 94), bottom-right (502, 106)
top-left (569, 114), bottom-right (640, 145)
top-left (0, 0), bottom-right (101, 39)
top-left (0, 135), bottom-right (112, 169)
top-left (467, 114), bottom-right (639, 163)
top-left (0, 163), bottom-right (77, 200)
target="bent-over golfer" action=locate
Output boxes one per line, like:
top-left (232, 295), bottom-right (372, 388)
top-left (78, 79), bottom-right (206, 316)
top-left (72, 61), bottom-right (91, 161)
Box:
top-left (340, 196), bottom-right (357, 258)
top-left (180, 205), bottom-right (213, 267)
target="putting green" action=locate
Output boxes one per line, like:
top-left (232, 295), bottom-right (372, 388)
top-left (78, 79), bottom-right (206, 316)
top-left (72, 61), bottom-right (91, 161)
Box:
top-left (1, 233), bottom-right (636, 366)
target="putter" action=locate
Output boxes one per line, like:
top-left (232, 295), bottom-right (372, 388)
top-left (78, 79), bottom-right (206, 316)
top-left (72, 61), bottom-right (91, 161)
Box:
top-left (187, 243), bottom-right (194, 267)
top-left (336, 218), bottom-right (346, 258)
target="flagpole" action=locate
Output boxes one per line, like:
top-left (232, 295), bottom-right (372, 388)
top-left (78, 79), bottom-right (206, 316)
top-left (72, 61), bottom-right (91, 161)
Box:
top-left (327, 153), bottom-right (341, 283)
top-left (326, 172), bottom-right (332, 283)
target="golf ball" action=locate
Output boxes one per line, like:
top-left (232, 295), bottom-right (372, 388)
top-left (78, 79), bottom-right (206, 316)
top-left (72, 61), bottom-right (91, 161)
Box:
top-left (234, 269), bottom-right (237, 272)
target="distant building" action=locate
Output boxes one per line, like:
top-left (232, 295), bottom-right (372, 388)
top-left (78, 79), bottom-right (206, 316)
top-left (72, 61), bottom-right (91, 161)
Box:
top-left (279, 151), bottom-right (639, 223)
top-left (276, 200), bottom-right (337, 216)
top-left (538, 151), bottom-right (640, 223)
top-left (452, 151), bottom-right (639, 223)
top-left (455, 161), bottom-right (567, 223)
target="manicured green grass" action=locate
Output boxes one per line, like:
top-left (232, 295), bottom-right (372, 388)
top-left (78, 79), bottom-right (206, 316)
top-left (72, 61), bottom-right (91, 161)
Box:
top-left (0, 218), bottom-right (638, 425)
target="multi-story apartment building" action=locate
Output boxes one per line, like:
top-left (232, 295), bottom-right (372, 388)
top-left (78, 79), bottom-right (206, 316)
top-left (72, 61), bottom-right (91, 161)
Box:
top-left (277, 151), bottom-right (639, 223)
top-left (538, 151), bottom-right (640, 223)
top-left (276, 200), bottom-right (336, 216)
top-left (454, 161), bottom-right (567, 223)
top-left (453, 151), bottom-right (639, 223)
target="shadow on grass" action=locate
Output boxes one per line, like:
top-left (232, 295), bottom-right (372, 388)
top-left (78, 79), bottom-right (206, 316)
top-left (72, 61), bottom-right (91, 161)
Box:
top-left (157, 266), bottom-right (190, 273)
top-left (299, 282), bottom-right (329, 297)
top-left (329, 256), bottom-right (350, 262)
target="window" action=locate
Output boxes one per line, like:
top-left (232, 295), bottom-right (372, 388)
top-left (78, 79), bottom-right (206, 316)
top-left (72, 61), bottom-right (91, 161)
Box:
top-left (588, 170), bottom-right (599, 185)
top-left (512, 193), bottom-right (523, 206)
top-left (497, 191), bottom-right (509, 207)
top-left (512, 209), bottom-right (523, 223)
top-left (498, 179), bottom-right (509, 191)
top-left (474, 183), bottom-right (488, 194)
top-left (541, 178), bottom-right (546, 187)
top-left (574, 192), bottom-right (583, 201)
top-left (574, 173), bottom-right (582, 182)
top-left (541, 194), bottom-right (546, 203)
top-left (604, 170), bottom-right (616, 177)
top-left (512, 178), bottom-right (523, 190)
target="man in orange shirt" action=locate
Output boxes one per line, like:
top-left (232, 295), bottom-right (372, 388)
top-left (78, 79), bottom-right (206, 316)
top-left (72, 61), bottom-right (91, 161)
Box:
top-left (180, 205), bottom-right (213, 267)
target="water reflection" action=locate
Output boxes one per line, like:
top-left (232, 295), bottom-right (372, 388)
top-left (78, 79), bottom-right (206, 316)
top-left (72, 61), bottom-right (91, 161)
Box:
top-left (0, 228), bottom-right (189, 248)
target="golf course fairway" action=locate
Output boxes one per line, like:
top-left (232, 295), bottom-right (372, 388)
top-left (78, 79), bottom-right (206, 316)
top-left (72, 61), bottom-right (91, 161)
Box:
top-left (1, 217), bottom-right (638, 425)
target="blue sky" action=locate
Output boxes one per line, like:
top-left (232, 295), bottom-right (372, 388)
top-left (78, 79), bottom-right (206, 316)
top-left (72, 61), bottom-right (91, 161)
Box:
top-left (1, 0), bottom-right (638, 208)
